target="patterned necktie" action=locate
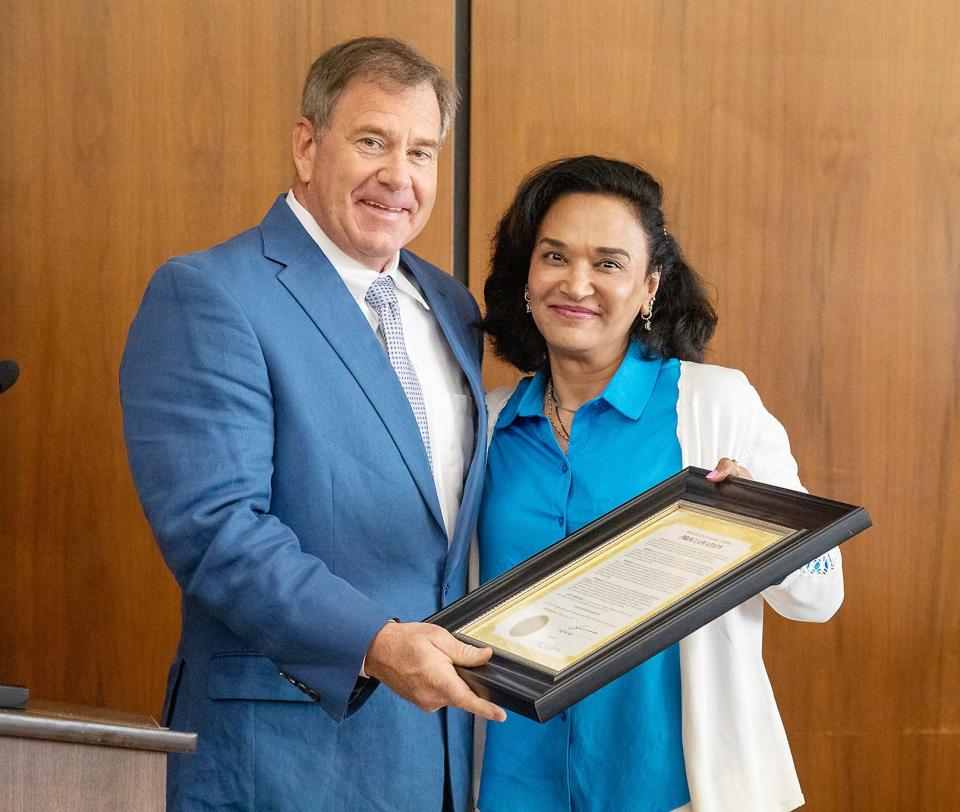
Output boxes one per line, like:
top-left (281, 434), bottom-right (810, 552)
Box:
top-left (365, 275), bottom-right (433, 468)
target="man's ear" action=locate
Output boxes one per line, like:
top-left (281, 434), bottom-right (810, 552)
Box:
top-left (292, 117), bottom-right (318, 184)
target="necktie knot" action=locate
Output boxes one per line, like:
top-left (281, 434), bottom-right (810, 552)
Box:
top-left (365, 274), bottom-right (399, 313)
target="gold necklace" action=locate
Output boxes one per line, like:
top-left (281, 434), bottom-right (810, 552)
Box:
top-left (545, 380), bottom-right (571, 442)
top-left (551, 388), bottom-right (577, 413)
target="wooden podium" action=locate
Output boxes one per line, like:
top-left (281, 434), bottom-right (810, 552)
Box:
top-left (0, 700), bottom-right (196, 811)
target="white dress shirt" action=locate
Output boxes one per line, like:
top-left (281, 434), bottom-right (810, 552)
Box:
top-left (285, 191), bottom-right (472, 540)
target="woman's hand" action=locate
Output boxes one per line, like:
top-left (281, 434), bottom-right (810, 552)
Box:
top-left (705, 457), bottom-right (753, 482)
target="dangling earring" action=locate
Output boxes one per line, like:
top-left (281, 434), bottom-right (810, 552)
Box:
top-left (641, 296), bottom-right (655, 331)
top-left (524, 284), bottom-right (532, 314)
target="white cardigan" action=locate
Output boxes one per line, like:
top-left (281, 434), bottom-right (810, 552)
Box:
top-left (477, 361), bottom-right (843, 812)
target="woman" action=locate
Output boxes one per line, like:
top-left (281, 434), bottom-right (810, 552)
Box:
top-left (475, 156), bottom-right (842, 812)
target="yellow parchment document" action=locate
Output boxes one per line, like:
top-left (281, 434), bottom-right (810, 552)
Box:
top-left (458, 501), bottom-right (793, 674)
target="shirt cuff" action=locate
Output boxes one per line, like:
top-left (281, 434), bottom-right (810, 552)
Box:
top-left (360, 619), bottom-right (398, 678)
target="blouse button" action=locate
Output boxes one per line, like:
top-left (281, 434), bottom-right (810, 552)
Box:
top-left (561, 463), bottom-right (568, 473)
top-left (557, 516), bottom-right (564, 527)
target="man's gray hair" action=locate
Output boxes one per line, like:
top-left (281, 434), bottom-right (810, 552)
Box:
top-left (301, 37), bottom-right (459, 143)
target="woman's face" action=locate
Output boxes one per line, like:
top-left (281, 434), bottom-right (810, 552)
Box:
top-left (527, 193), bottom-right (658, 366)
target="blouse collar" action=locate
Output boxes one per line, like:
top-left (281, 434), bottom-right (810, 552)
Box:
top-left (496, 340), bottom-right (664, 429)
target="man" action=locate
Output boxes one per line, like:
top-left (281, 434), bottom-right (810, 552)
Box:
top-left (121, 37), bottom-right (504, 811)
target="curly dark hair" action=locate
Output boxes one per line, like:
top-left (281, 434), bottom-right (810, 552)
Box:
top-left (478, 155), bottom-right (717, 372)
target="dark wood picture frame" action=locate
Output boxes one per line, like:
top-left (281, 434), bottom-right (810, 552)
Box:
top-left (427, 467), bottom-right (871, 722)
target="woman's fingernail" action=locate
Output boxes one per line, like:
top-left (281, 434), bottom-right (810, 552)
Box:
top-left (706, 469), bottom-right (718, 479)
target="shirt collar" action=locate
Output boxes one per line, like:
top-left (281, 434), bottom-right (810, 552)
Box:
top-left (285, 190), bottom-right (430, 311)
top-left (495, 340), bottom-right (662, 430)
top-left (600, 340), bottom-right (663, 420)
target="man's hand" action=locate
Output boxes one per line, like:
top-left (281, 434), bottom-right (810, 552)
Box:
top-left (705, 457), bottom-right (753, 482)
top-left (364, 621), bottom-right (507, 722)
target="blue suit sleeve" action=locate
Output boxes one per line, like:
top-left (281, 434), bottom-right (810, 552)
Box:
top-left (120, 261), bottom-right (393, 721)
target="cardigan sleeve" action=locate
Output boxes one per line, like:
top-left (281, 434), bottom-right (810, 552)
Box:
top-left (738, 377), bottom-right (845, 622)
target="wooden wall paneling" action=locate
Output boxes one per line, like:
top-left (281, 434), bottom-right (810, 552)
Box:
top-left (0, 0), bottom-right (456, 719)
top-left (469, 1), bottom-right (960, 808)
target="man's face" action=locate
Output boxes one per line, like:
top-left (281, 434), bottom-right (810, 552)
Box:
top-left (292, 79), bottom-right (442, 270)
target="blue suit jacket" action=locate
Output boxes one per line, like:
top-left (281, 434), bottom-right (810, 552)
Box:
top-left (120, 196), bottom-right (487, 811)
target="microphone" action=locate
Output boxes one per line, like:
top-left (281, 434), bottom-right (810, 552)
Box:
top-left (0, 360), bottom-right (20, 394)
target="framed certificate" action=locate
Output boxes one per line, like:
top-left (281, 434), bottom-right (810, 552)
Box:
top-left (427, 467), bottom-right (871, 722)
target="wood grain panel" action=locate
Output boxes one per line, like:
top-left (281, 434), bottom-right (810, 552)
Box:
top-left (0, 737), bottom-right (164, 812)
top-left (0, 0), bottom-right (455, 719)
top-left (470, 1), bottom-right (960, 808)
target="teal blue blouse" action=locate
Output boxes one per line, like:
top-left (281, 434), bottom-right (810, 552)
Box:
top-left (478, 341), bottom-right (690, 812)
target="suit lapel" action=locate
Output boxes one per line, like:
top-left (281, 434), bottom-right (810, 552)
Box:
top-left (402, 252), bottom-right (488, 589)
top-left (401, 251), bottom-right (486, 419)
top-left (261, 199), bottom-right (445, 535)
